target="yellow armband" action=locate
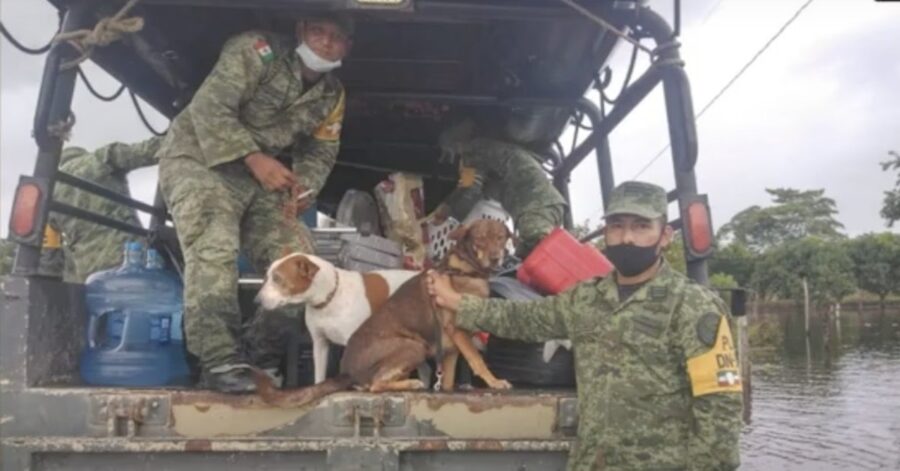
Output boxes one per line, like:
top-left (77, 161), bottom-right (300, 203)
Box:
top-left (686, 316), bottom-right (742, 396)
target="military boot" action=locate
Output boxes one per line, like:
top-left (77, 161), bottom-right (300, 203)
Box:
top-left (202, 363), bottom-right (257, 394)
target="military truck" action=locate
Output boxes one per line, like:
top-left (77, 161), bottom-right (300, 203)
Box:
top-left (2, 1), bottom-right (721, 469)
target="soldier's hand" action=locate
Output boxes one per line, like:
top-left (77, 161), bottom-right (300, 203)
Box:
top-left (291, 184), bottom-right (315, 215)
top-left (245, 152), bottom-right (297, 191)
top-left (427, 270), bottom-right (463, 313)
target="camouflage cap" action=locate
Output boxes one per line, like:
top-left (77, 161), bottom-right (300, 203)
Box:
top-left (603, 181), bottom-right (667, 220)
top-left (302, 12), bottom-right (355, 37)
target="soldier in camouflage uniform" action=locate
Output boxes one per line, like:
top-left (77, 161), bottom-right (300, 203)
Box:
top-left (428, 181), bottom-right (743, 470)
top-left (434, 119), bottom-right (567, 257)
top-left (157, 15), bottom-right (353, 393)
top-left (39, 138), bottom-right (162, 282)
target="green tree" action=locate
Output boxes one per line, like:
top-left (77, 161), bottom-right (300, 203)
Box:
top-left (662, 232), bottom-right (687, 274)
top-left (0, 238), bottom-right (16, 276)
top-left (718, 188), bottom-right (845, 252)
top-left (881, 150), bottom-right (900, 227)
top-left (709, 272), bottom-right (738, 290)
top-left (708, 242), bottom-right (755, 288)
top-left (752, 237), bottom-right (856, 306)
top-left (847, 233), bottom-right (900, 311)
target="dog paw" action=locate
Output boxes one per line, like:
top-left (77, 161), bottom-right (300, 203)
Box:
top-left (408, 379), bottom-right (427, 390)
top-left (487, 379), bottom-right (513, 390)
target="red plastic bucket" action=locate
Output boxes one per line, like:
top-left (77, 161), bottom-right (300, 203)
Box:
top-left (517, 228), bottom-right (614, 295)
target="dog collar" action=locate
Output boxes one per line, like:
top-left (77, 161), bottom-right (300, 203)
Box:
top-left (312, 271), bottom-right (340, 309)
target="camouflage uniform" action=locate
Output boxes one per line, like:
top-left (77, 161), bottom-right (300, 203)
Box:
top-left (442, 135), bottom-right (566, 257)
top-left (455, 182), bottom-right (743, 470)
top-left (40, 138), bottom-right (162, 282)
top-left (157, 31), bottom-right (345, 370)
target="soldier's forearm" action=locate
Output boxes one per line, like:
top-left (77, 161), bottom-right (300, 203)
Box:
top-left (456, 295), bottom-right (568, 342)
top-left (292, 141), bottom-right (338, 193)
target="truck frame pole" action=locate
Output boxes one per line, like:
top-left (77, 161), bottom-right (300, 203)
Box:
top-left (11, 1), bottom-right (94, 276)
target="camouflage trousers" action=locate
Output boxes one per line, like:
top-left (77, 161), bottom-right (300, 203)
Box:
top-left (160, 156), bottom-right (314, 370)
top-left (513, 203), bottom-right (565, 258)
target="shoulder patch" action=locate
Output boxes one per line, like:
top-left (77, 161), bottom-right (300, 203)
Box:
top-left (687, 316), bottom-right (742, 397)
top-left (253, 39), bottom-right (274, 63)
top-left (313, 90), bottom-right (345, 141)
top-left (696, 312), bottom-right (720, 347)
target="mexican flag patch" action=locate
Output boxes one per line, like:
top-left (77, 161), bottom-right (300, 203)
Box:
top-left (717, 370), bottom-right (741, 387)
top-left (254, 39), bottom-right (274, 63)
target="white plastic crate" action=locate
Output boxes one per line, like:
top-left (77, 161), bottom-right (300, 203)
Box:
top-left (426, 199), bottom-right (510, 263)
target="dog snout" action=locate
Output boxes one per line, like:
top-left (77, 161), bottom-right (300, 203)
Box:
top-left (255, 283), bottom-right (280, 311)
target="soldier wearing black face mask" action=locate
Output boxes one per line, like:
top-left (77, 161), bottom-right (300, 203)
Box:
top-left (601, 182), bottom-right (672, 294)
top-left (428, 180), bottom-right (743, 470)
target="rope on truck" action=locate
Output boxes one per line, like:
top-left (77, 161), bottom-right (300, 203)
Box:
top-left (53, 0), bottom-right (144, 71)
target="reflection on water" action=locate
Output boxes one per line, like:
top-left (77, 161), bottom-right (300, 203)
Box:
top-left (741, 311), bottom-right (900, 470)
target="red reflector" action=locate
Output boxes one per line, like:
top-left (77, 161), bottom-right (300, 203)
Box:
top-left (11, 183), bottom-right (42, 237)
top-left (686, 201), bottom-right (712, 254)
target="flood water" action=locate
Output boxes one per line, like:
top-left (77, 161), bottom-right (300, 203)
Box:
top-left (740, 310), bottom-right (900, 470)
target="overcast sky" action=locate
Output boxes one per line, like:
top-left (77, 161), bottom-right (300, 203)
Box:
top-left (2, 0), bottom-right (899, 239)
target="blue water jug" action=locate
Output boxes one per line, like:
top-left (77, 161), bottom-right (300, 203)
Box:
top-left (80, 242), bottom-right (192, 387)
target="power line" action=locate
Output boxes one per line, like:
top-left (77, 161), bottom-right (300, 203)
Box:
top-left (631, 0), bottom-right (817, 180)
top-left (699, 0), bottom-right (727, 27)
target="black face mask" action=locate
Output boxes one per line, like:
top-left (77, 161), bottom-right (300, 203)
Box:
top-left (603, 238), bottom-right (662, 277)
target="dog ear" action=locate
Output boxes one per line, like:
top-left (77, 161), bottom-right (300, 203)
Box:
top-left (292, 256), bottom-right (320, 279)
top-left (449, 223), bottom-right (470, 242)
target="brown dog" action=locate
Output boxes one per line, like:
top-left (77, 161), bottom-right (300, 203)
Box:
top-left (255, 219), bottom-right (512, 407)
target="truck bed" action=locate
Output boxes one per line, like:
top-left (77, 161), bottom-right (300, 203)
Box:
top-left (1, 277), bottom-right (577, 470)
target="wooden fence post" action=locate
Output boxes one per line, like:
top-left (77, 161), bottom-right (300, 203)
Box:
top-left (802, 277), bottom-right (810, 337)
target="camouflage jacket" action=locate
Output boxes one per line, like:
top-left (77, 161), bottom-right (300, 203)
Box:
top-left (157, 31), bottom-right (345, 194)
top-left (44, 138), bottom-right (162, 282)
top-left (457, 262), bottom-right (743, 470)
top-left (445, 137), bottom-right (566, 219)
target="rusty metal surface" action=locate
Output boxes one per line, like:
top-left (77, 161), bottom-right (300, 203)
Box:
top-left (0, 437), bottom-right (572, 453)
top-left (4, 387), bottom-right (577, 438)
top-left (4, 437), bottom-right (571, 471)
top-left (1, 276), bottom-right (577, 469)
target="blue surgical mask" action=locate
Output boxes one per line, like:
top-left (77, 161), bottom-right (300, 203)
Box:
top-left (295, 42), bottom-right (342, 73)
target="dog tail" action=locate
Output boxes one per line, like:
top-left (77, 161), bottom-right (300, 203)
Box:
top-left (252, 368), bottom-right (353, 408)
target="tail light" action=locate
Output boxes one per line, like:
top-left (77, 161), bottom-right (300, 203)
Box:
top-left (10, 181), bottom-right (43, 238)
top-left (682, 195), bottom-right (713, 259)
top-left (9, 176), bottom-right (50, 245)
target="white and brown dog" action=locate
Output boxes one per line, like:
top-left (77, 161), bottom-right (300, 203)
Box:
top-left (256, 253), bottom-right (418, 384)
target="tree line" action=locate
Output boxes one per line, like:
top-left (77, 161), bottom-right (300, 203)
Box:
top-left (703, 186), bottom-right (899, 313)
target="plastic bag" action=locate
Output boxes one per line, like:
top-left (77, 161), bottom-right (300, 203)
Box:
top-left (374, 172), bottom-right (428, 269)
